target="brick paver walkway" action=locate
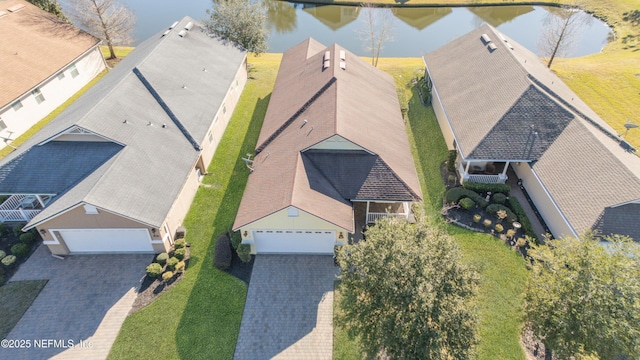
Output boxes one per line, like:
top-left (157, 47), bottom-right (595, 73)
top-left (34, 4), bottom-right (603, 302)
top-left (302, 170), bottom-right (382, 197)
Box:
top-left (234, 255), bottom-right (339, 360)
top-left (0, 244), bottom-right (151, 360)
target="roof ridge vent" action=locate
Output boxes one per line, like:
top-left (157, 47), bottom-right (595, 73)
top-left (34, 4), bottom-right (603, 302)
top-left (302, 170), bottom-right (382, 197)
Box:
top-left (169, 21), bottom-right (179, 29)
top-left (323, 59), bottom-right (330, 70)
top-left (0, 11), bottom-right (7, 18)
top-left (340, 61), bottom-right (346, 70)
top-left (184, 21), bottom-right (194, 31)
top-left (324, 51), bottom-right (330, 60)
top-left (178, 29), bottom-right (187, 38)
top-left (339, 50), bottom-right (346, 61)
top-left (488, 43), bottom-right (498, 52)
top-left (161, 30), bottom-right (170, 37)
top-left (505, 42), bottom-right (514, 50)
top-left (481, 33), bottom-right (492, 45)
top-left (7, 4), bottom-right (25, 12)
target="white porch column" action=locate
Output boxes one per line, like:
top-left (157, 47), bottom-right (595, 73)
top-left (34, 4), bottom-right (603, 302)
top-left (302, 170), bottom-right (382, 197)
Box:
top-left (499, 161), bottom-right (510, 183)
top-left (463, 161), bottom-right (471, 182)
top-left (366, 201), bottom-right (370, 224)
top-left (501, 162), bottom-right (510, 176)
top-left (403, 202), bottom-right (410, 219)
top-left (35, 195), bottom-right (45, 208)
top-left (18, 207), bottom-right (27, 221)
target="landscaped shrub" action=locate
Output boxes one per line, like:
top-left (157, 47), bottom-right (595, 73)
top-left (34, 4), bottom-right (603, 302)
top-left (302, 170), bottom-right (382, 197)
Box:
top-left (166, 257), bottom-right (179, 271)
top-left (175, 261), bottom-right (186, 273)
top-left (19, 232), bottom-right (36, 245)
top-left (162, 271), bottom-right (174, 282)
top-left (146, 263), bottom-right (163, 278)
top-left (473, 214), bottom-right (482, 223)
top-left (11, 243), bottom-right (29, 258)
top-left (447, 150), bottom-right (457, 172)
top-left (492, 193), bottom-right (507, 205)
top-left (459, 197), bottom-right (475, 210)
top-left (495, 224), bottom-right (504, 233)
top-left (516, 237), bottom-right (527, 247)
top-left (173, 239), bottom-right (186, 249)
top-left (229, 230), bottom-right (242, 250)
top-left (0, 250), bottom-right (5, 260)
top-left (237, 244), bottom-right (252, 263)
top-left (12, 224), bottom-right (25, 237)
top-left (507, 197), bottom-right (538, 241)
top-left (214, 235), bottom-right (232, 270)
top-left (463, 182), bottom-right (510, 195)
top-left (506, 229), bottom-right (517, 239)
top-left (444, 187), bottom-right (488, 208)
top-left (483, 219), bottom-right (492, 228)
top-left (174, 247), bottom-right (186, 261)
top-left (0, 223), bottom-right (8, 236)
top-left (156, 252), bottom-right (169, 266)
top-left (486, 204), bottom-right (517, 223)
top-left (2, 255), bottom-right (16, 267)
top-left (447, 174), bottom-right (457, 184)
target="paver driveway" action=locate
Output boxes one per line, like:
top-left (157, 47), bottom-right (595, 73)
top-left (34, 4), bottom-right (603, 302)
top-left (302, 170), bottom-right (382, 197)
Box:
top-left (0, 244), bottom-right (151, 360)
top-left (234, 255), bottom-right (339, 360)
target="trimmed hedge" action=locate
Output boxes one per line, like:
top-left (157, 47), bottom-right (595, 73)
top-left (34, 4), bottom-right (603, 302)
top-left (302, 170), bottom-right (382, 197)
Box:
top-left (507, 197), bottom-right (538, 241)
top-left (12, 224), bottom-right (25, 237)
top-left (19, 232), bottom-right (36, 245)
top-left (174, 248), bottom-right (186, 261)
top-left (175, 261), bottom-right (186, 273)
top-left (492, 193), bottom-right (507, 205)
top-left (146, 263), bottom-right (163, 278)
top-left (237, 244), bottom-right (251, 263)
top-left (214, 235), bottom-right (232, 270)
top-left (1, 255), bottom-right (16, 266)
top-left (174, 239), bottom-right (186, 249)
top-left (156, 252), bottom-right (169, 266)
top-left (162, 271), bottom-right (174, 282)
top-left (486, 204), bottom-right (518, 223)
top-left (463, 182), bottom-right (510, 195)
top-left (11, 243), bottom-right (29, 258)
top-left (444, 187), bottom-right (488, 208)
top-left (166, 257), bottom-right (179, 271)
top-left (0, 223), bottom-right (8, 236)
top-left (459, 197), bottom-right (476, 210)
top-left (229, 230), bottom-right (242, 250)
top-left (447, 150), bottom-right (457, 172)
top-left (0, 250), bottom-right (5, 260)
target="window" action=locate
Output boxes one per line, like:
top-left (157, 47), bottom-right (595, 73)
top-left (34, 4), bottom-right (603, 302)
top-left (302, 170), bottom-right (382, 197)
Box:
top-left (0, 120), bottom-right (6, 131)
top-left (287, 207), bottom-right (299, 217)
top-left (208, 131), bottom-right (213, 144)
top-left (57, 71), bottom-right (65, 80)
top-left (32, 88), bottom-right (45, 104)
top-left (83, 204), bottom-right (99, 214)
top-left (11, 100), bottom-right (23, 111)
top-left (68, 64), bottom-right (79, 78)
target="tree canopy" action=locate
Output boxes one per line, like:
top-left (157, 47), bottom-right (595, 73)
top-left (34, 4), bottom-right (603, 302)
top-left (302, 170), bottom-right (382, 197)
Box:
top-left (336, 216), bottom-right (479, 359)
top-left (27, 0), bottom-right (68, 22)
top-left (524, 233), bottom-right (640, 359)
top-left (205, 0), bottom-right (269, 55)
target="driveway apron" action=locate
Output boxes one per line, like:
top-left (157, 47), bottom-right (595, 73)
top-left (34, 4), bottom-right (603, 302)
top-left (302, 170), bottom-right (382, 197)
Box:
top-left (234, 255), bottom-right (339, 360)
top-left (0, 244), bottom-right (151, 360)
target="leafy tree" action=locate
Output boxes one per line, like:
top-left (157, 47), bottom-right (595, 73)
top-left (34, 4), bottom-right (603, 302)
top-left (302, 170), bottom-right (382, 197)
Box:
top-left (205, 0), bottom-right (269, 56)
top-left (71, 0), bottom-right (136, 60)
top-left (358, 0), bottom-right (395, 67)
top-left (336, 215), bottom-right (479, 359)
top-left (524, 233), bottom-right (640, 359)
top-left (27, 0), bottom-right (69, 22)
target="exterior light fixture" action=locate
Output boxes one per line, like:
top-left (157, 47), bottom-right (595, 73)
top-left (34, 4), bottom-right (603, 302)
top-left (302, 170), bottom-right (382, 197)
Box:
top-left (243, 231), bottom-right (248, 237)
top-left (40, 229), bottom-right (46, 235)
top-left (338, 232), bottom-right (344, 239)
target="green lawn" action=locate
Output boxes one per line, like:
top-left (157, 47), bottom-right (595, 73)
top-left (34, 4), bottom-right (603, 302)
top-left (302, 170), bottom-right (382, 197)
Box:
top-left (0, 70), bottom-right (108, 160)
top-left (108, 54), bottom-right (281, 359)
top-left (0, 280), bottom-right (48, 339)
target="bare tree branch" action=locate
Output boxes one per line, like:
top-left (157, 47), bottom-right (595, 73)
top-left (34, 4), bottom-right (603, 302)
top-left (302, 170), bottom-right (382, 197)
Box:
top-left (71, 0), bottom-right (135, 60)
top-left (538, 2), bottom-right (590, 68)
top-left (357, 1), bottom-right (395, 67)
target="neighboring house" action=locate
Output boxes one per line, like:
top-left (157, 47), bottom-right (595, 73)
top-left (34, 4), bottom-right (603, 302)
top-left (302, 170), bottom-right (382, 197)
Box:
top-left (0, 0), bottom-right (106, 150)
top-left (0, 17), bottom-right (247, 254)
top-left (423, 24), bottom-right (640, 241)
top-left (233, 38), bottom-right (422, 255)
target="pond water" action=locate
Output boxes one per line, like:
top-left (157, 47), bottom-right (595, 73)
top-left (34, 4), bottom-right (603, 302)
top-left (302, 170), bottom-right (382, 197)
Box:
top-left (61, 0), bottom-right (612, 58)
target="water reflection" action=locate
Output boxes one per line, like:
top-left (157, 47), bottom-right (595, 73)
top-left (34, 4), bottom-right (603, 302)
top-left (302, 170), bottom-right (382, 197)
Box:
top-left (264, 0), bottom-right (297, 34)
top-left (467, 6), bottom-right (534, 27)
top-left (392, 8), bottom-right (452, 30)
top-left (301, 5), bottom-right (360, 31)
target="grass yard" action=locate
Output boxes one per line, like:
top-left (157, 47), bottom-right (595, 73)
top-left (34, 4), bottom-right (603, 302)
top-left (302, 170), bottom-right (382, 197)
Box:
top-left (108, 54), bottom-right (281, 360)
top-left (0, 70), bottom-right (108, 161)
top-left (0, 280), bottom-right (48, 339)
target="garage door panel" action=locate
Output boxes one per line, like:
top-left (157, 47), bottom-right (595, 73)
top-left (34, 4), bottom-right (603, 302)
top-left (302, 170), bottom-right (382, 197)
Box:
top-left (57, 228), bottom-right (154, 253)
top-left (254, 230), bottom-right (335, 254)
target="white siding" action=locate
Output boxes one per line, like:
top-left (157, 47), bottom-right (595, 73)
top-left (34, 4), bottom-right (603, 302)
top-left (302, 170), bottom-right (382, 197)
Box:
top-left (431, 85), bottom-right (456, 151)
top-left (0, 46), bottom-right (105, 150)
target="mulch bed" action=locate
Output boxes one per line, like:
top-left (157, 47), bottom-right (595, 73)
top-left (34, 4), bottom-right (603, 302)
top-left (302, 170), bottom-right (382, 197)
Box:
top-left (129, 245), bottom-right (254, 315)
top-left (1, 224), bottom-right (42, 286)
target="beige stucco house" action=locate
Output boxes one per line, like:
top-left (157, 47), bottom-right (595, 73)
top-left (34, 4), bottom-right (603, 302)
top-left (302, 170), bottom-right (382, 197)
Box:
top-left (0, 17), bottom-right (247, 254)
top-left (233, 38), bottom-right (422, 255)
top-left (0, 0), bottom-right (106, 151)
top-left (423, 24), bottom-right (640, 241)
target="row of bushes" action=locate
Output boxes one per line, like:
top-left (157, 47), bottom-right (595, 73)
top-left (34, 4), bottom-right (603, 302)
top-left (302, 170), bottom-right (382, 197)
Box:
top-left (507, 197), bottom-right (538, 241)
top-left (445, 187), bottom-right (488, 208)
top-left (462, 182), bottom-right (510, 196)
top-left (145, 239), bottom-right (188, 281)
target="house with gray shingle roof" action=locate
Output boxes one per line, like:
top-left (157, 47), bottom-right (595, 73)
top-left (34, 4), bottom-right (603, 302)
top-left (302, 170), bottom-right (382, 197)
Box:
top-left (423, 24), bottom-right (640, 241)
top-left (233, 38), bottom-right (422, 254)
top-left (0, 17), bottom-right (247, 254)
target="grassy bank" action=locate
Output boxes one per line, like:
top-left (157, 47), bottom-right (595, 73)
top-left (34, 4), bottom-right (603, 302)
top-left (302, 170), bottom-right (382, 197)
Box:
top-left (108, 54), bottom-right (280, 359)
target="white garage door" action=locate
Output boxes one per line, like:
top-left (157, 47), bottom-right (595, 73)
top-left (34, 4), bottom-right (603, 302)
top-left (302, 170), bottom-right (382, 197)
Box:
top-left (56, 228), bottom-right (154, 253)
top-left (253, 230), bottom-right (335, 254)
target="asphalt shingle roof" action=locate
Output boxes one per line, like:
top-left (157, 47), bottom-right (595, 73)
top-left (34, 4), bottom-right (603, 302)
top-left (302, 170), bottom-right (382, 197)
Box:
top-left (233, 38), bottom-right (421, 232)
top-left (424, 24), bottom-right (640, 239)
top-left (0, 17), bottom-right (246, 228)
